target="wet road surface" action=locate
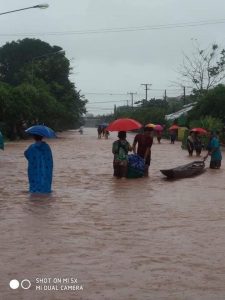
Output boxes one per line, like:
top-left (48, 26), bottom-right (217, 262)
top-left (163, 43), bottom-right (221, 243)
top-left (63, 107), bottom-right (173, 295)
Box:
top-left (0, 128), bottom-right (225, 300)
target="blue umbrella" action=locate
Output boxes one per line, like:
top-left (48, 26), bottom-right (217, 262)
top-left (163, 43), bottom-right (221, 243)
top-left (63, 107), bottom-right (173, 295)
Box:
top-left (0, 131), bottom-right (4, 150)
top-left (25, 125), bottom-right (56, 138)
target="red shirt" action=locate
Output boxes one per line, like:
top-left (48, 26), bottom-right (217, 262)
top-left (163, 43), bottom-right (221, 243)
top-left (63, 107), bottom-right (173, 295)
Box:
top-left (134, 134), bottom-right (153, 164)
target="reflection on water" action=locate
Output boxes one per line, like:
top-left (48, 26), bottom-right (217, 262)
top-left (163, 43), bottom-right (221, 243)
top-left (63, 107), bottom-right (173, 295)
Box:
top-left (0, 128), bottom-right (225, 300)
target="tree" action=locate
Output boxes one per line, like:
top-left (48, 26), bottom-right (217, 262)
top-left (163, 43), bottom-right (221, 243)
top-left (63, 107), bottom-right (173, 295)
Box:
top-left (0, 38), bottom-right (87, 138)
top-left (189, 116), bottom-right (223, 131)
top-left (179, 44), bottom-right (225, 94)
top-left (189, 84), bottom-right (225, 121)
top-left (0, 38), bottom-right (61, 85)
top-left (115, 100), bottom-right (168, 125)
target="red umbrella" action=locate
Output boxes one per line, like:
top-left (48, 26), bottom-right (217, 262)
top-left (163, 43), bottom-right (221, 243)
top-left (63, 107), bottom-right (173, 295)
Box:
top-left (190, 127), bottom-right (207, 134)
top-left (107, 118), bottom-right (142, 131)
top-left (169, 124), bottom-right (179, 130)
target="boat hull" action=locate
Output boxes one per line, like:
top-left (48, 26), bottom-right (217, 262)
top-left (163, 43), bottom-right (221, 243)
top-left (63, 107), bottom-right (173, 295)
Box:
top-left (160, 161), bottom-right (205, 179)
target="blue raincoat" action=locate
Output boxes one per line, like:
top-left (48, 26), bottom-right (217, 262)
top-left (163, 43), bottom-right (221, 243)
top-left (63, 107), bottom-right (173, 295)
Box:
top-left (24, 141), bottom-right (53, 193)
top-left (208, 136), bottom-right (222, 162)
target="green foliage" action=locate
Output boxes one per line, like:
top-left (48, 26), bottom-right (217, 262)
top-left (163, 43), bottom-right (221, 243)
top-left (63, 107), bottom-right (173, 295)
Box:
top-left (115, 100), bottom-right (168, 125)
top-left (0, 38), bottom-right (87, 139)
top-left (181, 130), bottom-right (189, 149)
top-left (0, 38), bottom-right (60, 85)
top-left (189, 116), bottom-right (223, 132)
top-left (189, 84), bottom-right (225, 121)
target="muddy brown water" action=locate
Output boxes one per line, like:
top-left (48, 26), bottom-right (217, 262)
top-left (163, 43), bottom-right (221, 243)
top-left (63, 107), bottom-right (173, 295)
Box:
top-left (0, 128), bottom-right (225, 300)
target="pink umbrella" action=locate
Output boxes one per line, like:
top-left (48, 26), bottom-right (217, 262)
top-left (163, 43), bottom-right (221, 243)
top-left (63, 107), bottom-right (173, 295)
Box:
top-left (154, 124), bottom-right (163, 131)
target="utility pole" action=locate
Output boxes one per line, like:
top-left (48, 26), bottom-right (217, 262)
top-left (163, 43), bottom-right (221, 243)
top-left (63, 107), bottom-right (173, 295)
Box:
top-left (127, 92), bottom-right (137, 107)
top-left (114, 105), bottom-right (117, 116)
top-left (183, 86), bottom-right (186, 105)
top-left (141, 83), bottom-right (152, 101)
top-left (164, 89), bottom-right (167, 101)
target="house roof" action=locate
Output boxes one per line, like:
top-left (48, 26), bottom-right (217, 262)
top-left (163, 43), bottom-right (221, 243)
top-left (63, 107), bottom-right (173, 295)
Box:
top-left (165, 103), bottom-right (196, 120)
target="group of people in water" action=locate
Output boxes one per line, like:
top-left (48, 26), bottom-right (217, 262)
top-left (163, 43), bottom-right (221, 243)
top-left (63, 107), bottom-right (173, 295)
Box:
top-left (1, 125), bottom-right (222, 194)
top-left (112, 127), bottom-right (154, 178)
top-left (111, 127), bottom-right (223, 179)
top-left (97, 125), bottom-right (109, 139)
top-left (186, 130), bottom-right (222, 169)
top-left (22, 127), bottom-right (225, 191)
top-left (187, 131), bottom-right (203, 156)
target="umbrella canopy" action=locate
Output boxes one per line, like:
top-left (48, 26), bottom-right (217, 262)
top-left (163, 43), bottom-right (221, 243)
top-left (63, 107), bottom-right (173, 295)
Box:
top-left (154, 124), bottom-right (163, 131)
top-left (107, 118), bottom-right (142, 132)
top-left (145, 123), bottom-right (156, 128)
top-left (25, 125), bottom-right (56, 138)
top-left (190, 127), bottom-right (207, 134)
top-left (0, 131), bottom-right (4, 150)
top-left (169, 124), bottom-right (179, 130)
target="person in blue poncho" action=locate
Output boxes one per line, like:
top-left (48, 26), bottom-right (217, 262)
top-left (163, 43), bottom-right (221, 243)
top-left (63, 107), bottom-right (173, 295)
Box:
top-left (24, 134), bottom-right (53, 193)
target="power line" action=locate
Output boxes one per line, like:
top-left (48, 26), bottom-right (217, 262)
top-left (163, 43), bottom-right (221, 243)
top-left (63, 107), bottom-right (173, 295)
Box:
top-left (87, 107), bottom-right (122, 110)
top-left (84, 89), bottom-right (183, 96)
top-left (85, 92), bottom-right (127, 95)
top-left (1, 18), bottom-right (225, 37)
top-left (86, 99), bottom-right (129, 104)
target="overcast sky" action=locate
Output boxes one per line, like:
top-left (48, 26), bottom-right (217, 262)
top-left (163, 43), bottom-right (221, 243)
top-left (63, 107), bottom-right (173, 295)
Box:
top-left (1, 0), bottom-right (225, 115)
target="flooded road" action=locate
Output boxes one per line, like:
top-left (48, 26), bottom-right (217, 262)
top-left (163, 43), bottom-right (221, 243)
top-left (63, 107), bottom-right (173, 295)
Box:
top-left (0, 128), bottom-right (225, 300)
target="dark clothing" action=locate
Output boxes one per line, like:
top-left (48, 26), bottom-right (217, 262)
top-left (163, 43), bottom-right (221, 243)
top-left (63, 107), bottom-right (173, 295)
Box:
top-left (170, 131), bottom-right (176, 144)
top-left (133, 134), bottom-right (153, 166)
top-left (156, 132), bottom-right (162, 143)
top-left (97, 126), bottom-right (102, 138)
top-left (187, 136), bottom-right (194, 156)
top-left (194, 136), bottom-right (202, 155)
top-left (210, 160), bottom-right (221, 169)
top-left (113, 160), bottom-right (128, 177)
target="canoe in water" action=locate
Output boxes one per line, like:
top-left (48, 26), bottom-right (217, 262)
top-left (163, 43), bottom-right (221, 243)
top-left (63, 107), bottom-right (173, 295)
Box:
top-left (160, 161), bottom-right (205, 179)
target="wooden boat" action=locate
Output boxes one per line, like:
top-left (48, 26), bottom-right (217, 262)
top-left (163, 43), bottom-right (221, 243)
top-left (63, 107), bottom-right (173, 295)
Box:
top-left (160, 161), bottom-right (205, 179)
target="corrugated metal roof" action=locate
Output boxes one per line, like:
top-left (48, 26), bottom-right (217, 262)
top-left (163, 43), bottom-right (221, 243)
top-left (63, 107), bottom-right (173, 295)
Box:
top-left (165, 103), bottom-right (196, 120)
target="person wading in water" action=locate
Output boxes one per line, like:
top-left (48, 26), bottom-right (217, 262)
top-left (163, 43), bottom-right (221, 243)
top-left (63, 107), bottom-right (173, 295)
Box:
top-left (132, 126), bottom-right (153, 176)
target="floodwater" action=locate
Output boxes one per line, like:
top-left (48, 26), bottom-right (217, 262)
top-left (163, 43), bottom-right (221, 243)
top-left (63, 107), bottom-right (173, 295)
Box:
top-left (0, 128), bottom-right (225, 300)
